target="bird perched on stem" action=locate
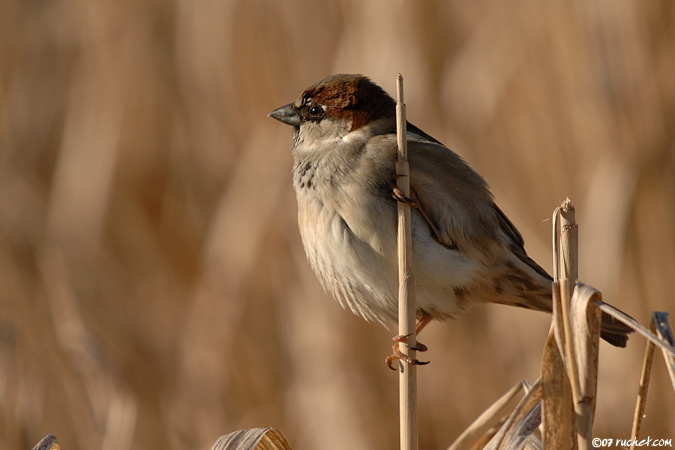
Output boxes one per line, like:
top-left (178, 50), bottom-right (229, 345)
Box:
top-left (269, 74), bottom-right (631, 366)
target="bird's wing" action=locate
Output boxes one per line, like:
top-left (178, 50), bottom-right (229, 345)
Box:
top-left (406, 135), bottom-right (553, 279)
top-left (493, 204), bottom-right (553, 281)
top-left (406, 136), bottom-right (500, 253)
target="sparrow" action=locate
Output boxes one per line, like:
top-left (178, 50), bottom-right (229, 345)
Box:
top-left (269, 74), bottom-right (631, 365)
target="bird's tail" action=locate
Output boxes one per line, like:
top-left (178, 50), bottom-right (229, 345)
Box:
top-left (495, 253), bottom-right (632, 348)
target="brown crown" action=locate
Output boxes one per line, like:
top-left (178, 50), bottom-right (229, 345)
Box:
top-left (301, 74), bottom-right (396, 131)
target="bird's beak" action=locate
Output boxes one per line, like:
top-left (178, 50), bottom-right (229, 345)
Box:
top-left (268, 103), bottom-right (301, 127)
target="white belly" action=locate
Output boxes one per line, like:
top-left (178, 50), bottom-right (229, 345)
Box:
top-left (296, 189), bottom-right (481, 326)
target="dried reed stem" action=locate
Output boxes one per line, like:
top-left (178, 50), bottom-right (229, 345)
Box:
top-left (592, 302), bottom-right (675, 356)
top-left (395, 73), bottom-right (418, 450)
top-left (549, 199), bottom-right (601, 450)
top-left (557, 200), bottom-right (582, 407)
top-left (210, 428), bottom-right (293, 450)
top-left (542, 325), bottom-right (574, 448)
top-left (630, 316), bottom-right (657, 449)
top-left (628, 312), bottom-right (675, 450)
top-left (447, 381), bottom-right (525, 450)
top-left (571, 284), bottom-right (602, 450)
top-left (32, 434), bottom-right (60, 450)
top-left (482, 379), bottom-right (543, 450)
top-left (652, 312), bottom-right (675, 391)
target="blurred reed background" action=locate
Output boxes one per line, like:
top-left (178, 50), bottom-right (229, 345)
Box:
top-left (1, 1), bottom-right (674, 449)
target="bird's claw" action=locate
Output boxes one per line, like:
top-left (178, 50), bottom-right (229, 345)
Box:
top-left (386, 334), bottom-right (430, 370)
top-left (392, 187), bottom-right (417, 207)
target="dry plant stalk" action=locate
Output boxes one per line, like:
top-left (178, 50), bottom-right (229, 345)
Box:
top-left (592, 302), bottom-right (675, 355)
top-left (446, 381), bottom-right (525, 450)
top-left (210, 428), bottom-right (293, 450)
top-left (630, 312), bottom-right (675, 449)
top-left (541, 326), bottom-right (574, 449)
top-left (32, 435), bottom-right (61, 450)
top-left (630, 316), bottom-right (658, 448)
top-left (448, 200), bottom-right (675, 450)
top-left (395, 73), bottom-right (419, 450)
top-left (556, 200), bottom-right (582, 406)
top-left (482, 380), bottom-right (543, 450)
top-left (543, 200), bottom-right (675, 450)
top-left (447, 379), bottom-right (544, 450)
top-left (543, 201), bottom-right (577, 449)
top-left (457, 294), bottom-right (675, 450)
top-left (652, 313), bottom-right (675, 390)
top-left (543, 199), bottom-right (601, 450)
top-left (569, 284), bottom-right (602, 449)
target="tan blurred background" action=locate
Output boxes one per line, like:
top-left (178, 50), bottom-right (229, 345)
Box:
top-left (1, 1), bottom-right (674, 449)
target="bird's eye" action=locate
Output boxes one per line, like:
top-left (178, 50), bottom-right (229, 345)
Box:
top-left (308, 105), bottom-right (323, 117)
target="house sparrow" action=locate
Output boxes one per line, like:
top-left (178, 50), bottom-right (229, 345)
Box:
top-left (269, 74), bottom-right (631, 364)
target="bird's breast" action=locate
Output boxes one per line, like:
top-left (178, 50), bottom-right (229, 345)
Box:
top-left (293, 177), bottom-right (400, 323)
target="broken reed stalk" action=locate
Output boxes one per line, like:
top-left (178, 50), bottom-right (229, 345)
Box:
top-left (653, 312), bottom-right (675, 390)
top-left (548, 199), bottom-right (600, 450)
top-left (571, 284), bottom-right (602, 450)
top-left (630, 316), bottom-right (657, 449)
top-left (629, 312), bottom-right (675, 449)
top-left (395, 73), bottom-right (418, 450)
top-left (210, 428), bottom-right (293, 450)
top-left (556, 200), bottom-right (582, 407)
top-left (447, 382), bottom-right (522, 450)
top-left (592, 301), bottom-right (675, 355)
top-left (447, 200), bottom-right (675, 450)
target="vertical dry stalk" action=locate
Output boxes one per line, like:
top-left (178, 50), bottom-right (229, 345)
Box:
top-left (629, 312), bottom-right (675, 449)
top-left (555, 200), bottom-right (604, 450)
top-left (558, 200), bottom-right (582, 407)
top-left (652, 312), bottom-right (675, 391)
top-left (570, 284), bottom-right (602, 450)
top-left (630, 316), bottom-right (657, 449)
top-left (395, 74), bottom-right (418, 450)
top-left (542, 328), bottom-right (574, 449)
top-left (545, 199), bottom-right (602, 450)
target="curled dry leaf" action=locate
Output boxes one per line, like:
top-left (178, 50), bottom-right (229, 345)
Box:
top-left (210, 428), bottom-right (293, 450)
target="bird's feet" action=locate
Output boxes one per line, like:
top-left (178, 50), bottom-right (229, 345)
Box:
top-left (386, 334), bottom-right (430, 370)
top-left (385, 313), bottom-right (434, 370)
top-left (391, 186), bottom-right (418, 206)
